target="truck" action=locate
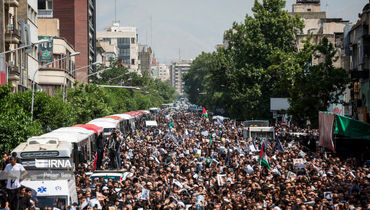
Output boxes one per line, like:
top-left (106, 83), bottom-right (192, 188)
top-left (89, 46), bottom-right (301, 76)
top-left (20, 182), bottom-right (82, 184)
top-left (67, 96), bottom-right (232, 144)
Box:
top-left (243, 120), bottom-right (275, 140)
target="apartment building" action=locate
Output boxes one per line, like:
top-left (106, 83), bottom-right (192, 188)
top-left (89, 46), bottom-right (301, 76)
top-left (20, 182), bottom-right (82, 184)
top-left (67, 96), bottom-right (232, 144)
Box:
top-left (97, 23), bottom-right (139, 73)
top-left (346, 3), bottom-right (370, 122)
top-left (170, 60), bottom-right (192, 95)
top-left (38, 18), bottom-right (76, 96)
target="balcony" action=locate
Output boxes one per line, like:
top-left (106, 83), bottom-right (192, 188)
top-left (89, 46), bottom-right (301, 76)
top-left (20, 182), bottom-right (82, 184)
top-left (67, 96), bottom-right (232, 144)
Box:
top-left (38, 9), bottom-right (53, 18)
top-left (5, 27), bottom-right (20, 44)
top-left (7, 65), bottom-right (20, 81)
top-left (4, 0), bottom-right (19, 7)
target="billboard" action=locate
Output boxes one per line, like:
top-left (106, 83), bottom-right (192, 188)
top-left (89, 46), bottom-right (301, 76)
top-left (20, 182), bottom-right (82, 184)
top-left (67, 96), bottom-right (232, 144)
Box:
top-left (270, 98), bottom-right (290, 111)
top-left (38, 36), bottom-right (53, 62)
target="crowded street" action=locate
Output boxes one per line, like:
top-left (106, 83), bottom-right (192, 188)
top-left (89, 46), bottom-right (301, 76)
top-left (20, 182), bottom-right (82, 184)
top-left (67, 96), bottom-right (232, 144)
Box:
top-left (1, 105), bottom-right (368, 209)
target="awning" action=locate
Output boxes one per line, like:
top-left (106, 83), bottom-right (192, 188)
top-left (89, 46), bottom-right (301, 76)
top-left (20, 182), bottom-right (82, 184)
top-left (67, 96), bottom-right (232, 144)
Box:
top-left (334, 115), bottom-right (370, 139)
top-left (73, 124), bottom-right (103, 134)
top-left (319, 112), bottom-right (370, 152)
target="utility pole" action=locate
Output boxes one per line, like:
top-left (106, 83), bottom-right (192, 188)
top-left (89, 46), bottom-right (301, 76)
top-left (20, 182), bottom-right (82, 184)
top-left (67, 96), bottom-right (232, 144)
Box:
top-left (115, 0), bottom-right (117, 23)
top-left (150, 15), bottom-right (153, 47)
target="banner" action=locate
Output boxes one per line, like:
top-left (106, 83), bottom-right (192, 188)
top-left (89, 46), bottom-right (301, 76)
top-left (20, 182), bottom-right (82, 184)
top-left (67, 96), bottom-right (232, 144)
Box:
top-left (319, 112), bottom-right (335, 152)
top-left (38, 36), bottom-right (53, 62)
top-left (0, 54), bottom-right (6, 85)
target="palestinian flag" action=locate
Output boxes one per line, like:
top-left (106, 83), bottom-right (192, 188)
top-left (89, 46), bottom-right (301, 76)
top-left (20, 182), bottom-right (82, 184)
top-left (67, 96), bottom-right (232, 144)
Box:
top-left (202, 107), bottom-right (208, 119)
top-left (258, 140), bottom-right (270, 170)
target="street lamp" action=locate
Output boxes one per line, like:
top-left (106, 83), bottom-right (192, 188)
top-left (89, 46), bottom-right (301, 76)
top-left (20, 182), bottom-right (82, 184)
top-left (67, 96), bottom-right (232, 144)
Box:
top-left (62, 61), bottom-right (101, 102)
top-left (80, 67), bottom-right (112, 82)
top-left (108, 71), bottom-right (130, 82)
top-left (0, 39), bottom-right (49, 55)
top-left (31, 52), bottom-right (80, 121)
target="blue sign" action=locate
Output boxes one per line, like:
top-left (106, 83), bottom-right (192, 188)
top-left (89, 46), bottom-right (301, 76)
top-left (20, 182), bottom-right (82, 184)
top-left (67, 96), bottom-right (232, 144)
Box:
top-left (38, 186), bottom-right (47, 193)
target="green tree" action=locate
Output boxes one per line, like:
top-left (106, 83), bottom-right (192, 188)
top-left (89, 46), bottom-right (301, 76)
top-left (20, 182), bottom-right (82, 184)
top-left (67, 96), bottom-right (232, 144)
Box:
top-left (184, 52), bottom-right (214, 105)
top-left (269, 37), bottom-right (349, 126)
top-left (10, 91), bottom-right (76, 130)
top-left (90, 60), bottom-right (130, 84)
top-left (184, 0), bottom-right (303, 119)
top-left (66, 83), bottom-right (112, 124)
top-left (0, 85), bottom-right (43, 152)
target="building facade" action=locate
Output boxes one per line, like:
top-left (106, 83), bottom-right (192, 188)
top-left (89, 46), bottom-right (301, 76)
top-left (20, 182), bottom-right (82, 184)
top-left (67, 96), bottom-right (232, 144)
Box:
top-left (346, 3), bottom-right (370, 123)
top-left (151, 63), bottom-right (169, 82)
top-left (97, 23), bottom-right (139, 73)
top-left (138, 44), bottom-right (152, 75)
top-left (18, 0), bottom-right (39, 89)
top-left (0, 0), bottom-right (25, 91)
top-left (96, 40), bottom-right (117, 66)
top-left (170, 60), bottom-right (192, 95)
top-left (38, 0), bottom-right (97, 83)
top-left (38, 18), bottom-right (76, 96)
top-left (291, 0), bottom-right (352, 117)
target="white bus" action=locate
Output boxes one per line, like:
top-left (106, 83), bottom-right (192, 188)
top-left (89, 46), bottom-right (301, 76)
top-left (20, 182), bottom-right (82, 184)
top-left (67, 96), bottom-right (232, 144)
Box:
top-left (88, 118), bottom-right (121, 137)
top-left (12, 137), bottom-right (75, 169)
top-left (41, 128), bottom-right (95, 162)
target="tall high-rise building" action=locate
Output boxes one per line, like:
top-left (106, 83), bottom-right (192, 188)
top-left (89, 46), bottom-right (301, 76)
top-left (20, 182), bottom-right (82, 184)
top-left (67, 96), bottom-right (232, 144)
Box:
top-left (38, 0), bottom-right (97, 82)
top-left (170, 60), bottom-right (192, 95)
top-left (97, 23), bottom-right (139, 73)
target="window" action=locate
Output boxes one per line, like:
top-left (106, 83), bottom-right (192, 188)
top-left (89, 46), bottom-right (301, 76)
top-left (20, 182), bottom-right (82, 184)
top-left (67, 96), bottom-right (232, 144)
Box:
top-left (119, 47), bottom-right (129, 57)
top-left (118, 38), bottom-right (130, 45)
top-left (131, 38), bottom-right (135, 44)
top-left (38, 0), bottom-right (46, 9)
top-left (307, 8), bottom-right (311, 12)
top-left (102, 38), bottom-right (111, 44)
top-left (131, 59), bottom-right (135, 65)
top-left (47, 0), bottom-right (53, 10)
top-left (38, 0), bottom-right (53, 10)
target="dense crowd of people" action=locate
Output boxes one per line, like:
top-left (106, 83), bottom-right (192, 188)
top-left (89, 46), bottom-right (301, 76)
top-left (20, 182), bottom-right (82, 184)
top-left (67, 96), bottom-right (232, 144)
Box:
top-left (0, 109), bottom-right (369, 209)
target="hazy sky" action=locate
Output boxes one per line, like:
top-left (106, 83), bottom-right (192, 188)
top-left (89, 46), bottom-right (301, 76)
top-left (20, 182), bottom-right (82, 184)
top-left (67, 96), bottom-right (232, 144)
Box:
top-left (96, 0), bottom-right (368, 64)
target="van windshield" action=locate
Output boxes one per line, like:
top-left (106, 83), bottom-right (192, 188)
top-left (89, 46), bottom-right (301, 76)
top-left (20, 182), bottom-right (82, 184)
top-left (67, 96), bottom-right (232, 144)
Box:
top-left (35, 196), bottom-right (68, 208)
top-left (103, 128), bottom-right (115, 133)
top-left (91, 175), bottom-right (121, 183)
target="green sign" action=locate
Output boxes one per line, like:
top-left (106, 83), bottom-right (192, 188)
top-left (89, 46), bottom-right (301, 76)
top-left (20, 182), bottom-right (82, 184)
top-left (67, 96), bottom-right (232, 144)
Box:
top-left (38, 36), bottom-right (53, 62)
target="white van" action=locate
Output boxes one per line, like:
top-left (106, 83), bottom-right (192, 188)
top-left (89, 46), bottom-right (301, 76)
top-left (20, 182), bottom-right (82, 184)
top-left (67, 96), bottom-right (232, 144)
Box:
top-left (22, 175), bottom-right (77, 209)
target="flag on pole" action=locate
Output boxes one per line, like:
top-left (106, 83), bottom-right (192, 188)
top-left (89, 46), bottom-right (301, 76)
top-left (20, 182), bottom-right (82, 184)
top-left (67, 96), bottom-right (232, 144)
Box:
top-left (93, 152), bottom-right (98, 170)
top-left (276, 139), bottom-right (284, 152)
top-left (202, 107), bottom-right (208, 119)
top-left (258, 140), bottom-right (270, 170)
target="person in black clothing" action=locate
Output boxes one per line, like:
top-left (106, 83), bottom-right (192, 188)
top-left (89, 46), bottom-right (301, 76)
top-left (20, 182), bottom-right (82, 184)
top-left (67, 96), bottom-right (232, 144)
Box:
top-left (18, 186), bottom-right (31, 210)
top-left (107, 130), bottom-right (122, 169)
top-left (96, 133), bottom-right (105, 170)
